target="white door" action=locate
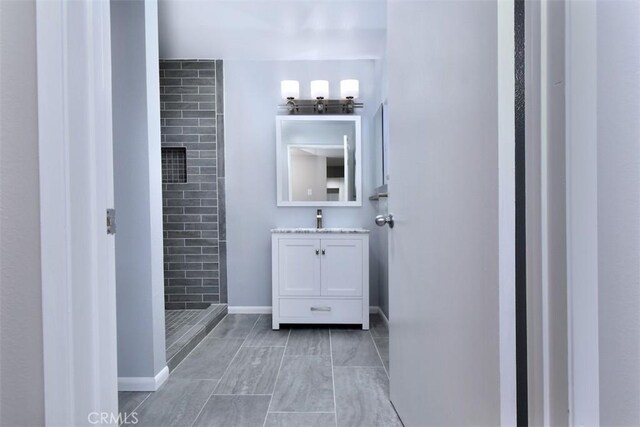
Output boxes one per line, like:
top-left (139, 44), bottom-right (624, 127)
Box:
top-left (386, 1), bottom-right (510, 425)
top-left (37, 1), bottom-right (118, 424)
top-left (320, 239), bottom-right (363, 297)
top-left (278, 238), bottom-right (321, 296)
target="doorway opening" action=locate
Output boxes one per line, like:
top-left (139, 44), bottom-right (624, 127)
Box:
top-left (158, 59), bottom-right (229, 369)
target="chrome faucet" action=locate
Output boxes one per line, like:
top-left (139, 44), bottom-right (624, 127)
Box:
top-left (316, 209), bottom-right (323, 229)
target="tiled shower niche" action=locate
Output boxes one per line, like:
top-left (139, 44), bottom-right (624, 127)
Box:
top-left (161, 147), bottom-right (187, 184)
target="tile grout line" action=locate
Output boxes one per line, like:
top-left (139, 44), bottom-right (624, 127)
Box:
top-left (243, 345), bottom-right (288, 348)
top-left (369, 329), bottom-right (390, 379)
top-left (133, 309), bottom-right (231, 422)
top-left (262, 326), bottom-right (291, 427)
top-left (329, 329), bottom-right (338, 427)
top-left (189, 379), bottom-right (221, 426)
top-left (121, 393), bottom-right (151, 419)
top-left (370, 317), bottom-right (402, 426)
top-left (166, 310), bottom-right (196, 337)
top-left (268, 411), bottom-right (336, 414)
top-left (207, 393), bottom-right (272, 396)
top-left (189, 313), bottom-right (261, 427)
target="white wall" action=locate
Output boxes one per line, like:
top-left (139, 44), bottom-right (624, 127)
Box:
top-left (290, 152), bottom-right (327, 202)
top-left (111, 0), bottom-right (167, 382)
top-left (596, 0), bottom-right (640, 424)
top-left (567, 1), bottom-right (640, 424)
top-left (225, 59), bottom-right (382, 307)
top-left (0, 0), bottom-right (45, 424)
top-left (158, 0), bottom-right (386, 61)
top-left (566, 1), bottom-right (600, 424)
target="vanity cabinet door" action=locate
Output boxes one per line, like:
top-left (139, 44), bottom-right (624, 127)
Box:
top-left (320, 239), bottom-right (363, 297)
top-left (278, 238), bottom-right (321, 296)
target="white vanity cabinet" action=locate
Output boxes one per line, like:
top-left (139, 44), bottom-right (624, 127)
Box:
top-left (271, 229), bottom-right (369, 330)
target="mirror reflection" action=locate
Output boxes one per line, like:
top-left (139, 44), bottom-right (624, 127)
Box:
top-left (289, 146), bottom-right (352, 202)
top-left (277, 117), bottom-right (361, 206)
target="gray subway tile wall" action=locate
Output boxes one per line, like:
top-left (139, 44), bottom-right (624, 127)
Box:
top-left (160, 59), bottom-right (227, 309)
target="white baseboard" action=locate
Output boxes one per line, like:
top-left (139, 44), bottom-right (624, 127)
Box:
top-left (228, 306), bottom-right (272, 314)
top-left (376, 306), bottom-right (390, 327)
top-left (118, 366), bottom-right (169, 392)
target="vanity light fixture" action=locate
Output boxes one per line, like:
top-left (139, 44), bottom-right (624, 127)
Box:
top-left (280, 80), bottom-right (300, 114)
top-left (310, 80), bottom-right (329, 113)
top-left (278, 79), bottom-right (363, 115)
top-left (310, 80), bottom-right (329, 99)
top-left (340, 79), bottom-right (359, 114)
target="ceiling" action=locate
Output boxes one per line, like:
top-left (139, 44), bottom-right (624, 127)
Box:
top-left (158, 0), bottom-right (387, 60)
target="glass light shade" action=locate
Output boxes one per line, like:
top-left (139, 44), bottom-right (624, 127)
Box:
top-left (340, 79), bottom-right (360, 99)
top-left (310, 80), bottom-right (329, 99)
top-left (280, 80), bottom-right (300, 99)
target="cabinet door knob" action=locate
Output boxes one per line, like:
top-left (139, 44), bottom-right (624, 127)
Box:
top-left (315, 249), bottom-right (319, 255)
top-left (322, 249), bottom-right (326, 255)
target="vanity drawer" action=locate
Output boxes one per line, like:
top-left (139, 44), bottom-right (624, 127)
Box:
top-left (278, 298), bottom-right (363, 324)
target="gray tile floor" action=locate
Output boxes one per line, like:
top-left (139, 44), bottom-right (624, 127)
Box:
top-left (120, 313), bottom-right (402, 427)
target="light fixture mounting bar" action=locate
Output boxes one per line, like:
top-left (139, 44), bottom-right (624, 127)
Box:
top-left (277, 99), bottom-right (363, 115)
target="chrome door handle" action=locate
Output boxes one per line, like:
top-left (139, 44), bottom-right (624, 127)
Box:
top-left (375, 214), bottom-right (394, 228)
top-left (310, 306), bottom-right (332, 312)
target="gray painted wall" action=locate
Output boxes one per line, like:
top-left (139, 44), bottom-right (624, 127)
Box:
top-left (373, 198), bottom-right (389, 318)
top-left (597, 1), bottom-right (640, 424)
top-left (225, 60), bottom-right (382, 307)
top-left (111, 0), bottom-right (167, 379)
top-left (371, 60), bottom-right (389, 318)
top-left (0, 0), bottom-right (45, 424)
top-left (159, 59), bottom-right (227, 308)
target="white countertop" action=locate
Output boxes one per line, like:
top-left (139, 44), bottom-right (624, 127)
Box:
top-left (271, 227), bottom-right (370, 234)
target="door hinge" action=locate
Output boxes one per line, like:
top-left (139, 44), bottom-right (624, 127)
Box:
top-left (106, 209), bottom-right (116, 235)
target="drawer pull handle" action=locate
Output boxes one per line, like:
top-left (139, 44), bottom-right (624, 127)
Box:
top-left (310, 306), bottom-right (332, 312)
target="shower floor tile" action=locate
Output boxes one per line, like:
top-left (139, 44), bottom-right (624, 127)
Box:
top-left (165, 304), bottom-right (227, 370)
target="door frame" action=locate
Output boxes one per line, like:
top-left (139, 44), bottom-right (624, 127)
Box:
top-left (525, 1), bottom-right (600, 425)
top-left (498, 0), bottom-right (518, 423)
top-left (524, 0), bottom-right (573, 425)
top-left (36, 0), bottom-right (118, 424)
